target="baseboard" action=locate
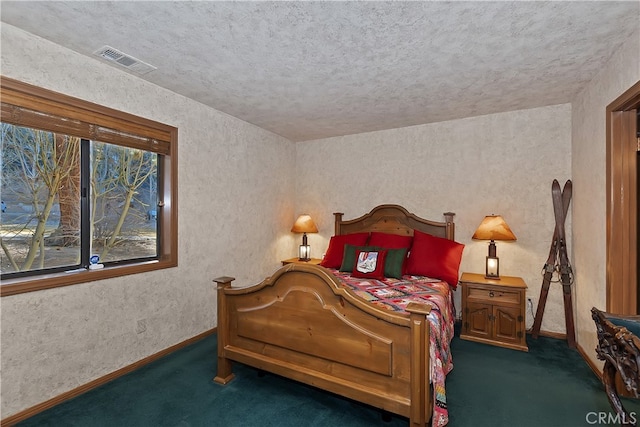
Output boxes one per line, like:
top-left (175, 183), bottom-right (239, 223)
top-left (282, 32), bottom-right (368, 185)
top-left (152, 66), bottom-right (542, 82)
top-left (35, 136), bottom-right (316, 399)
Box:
top-left (526, 329), bottom-right (603, 381)
top-left (576, 342), bottom-right (602, 381)
top-left (526, 329), bottom-right (567, 340)
top-left (1, 328), bottom-right (216, 427)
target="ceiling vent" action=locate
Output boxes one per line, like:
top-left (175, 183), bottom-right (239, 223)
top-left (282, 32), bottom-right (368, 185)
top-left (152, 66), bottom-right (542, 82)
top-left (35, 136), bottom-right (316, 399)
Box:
top-left (93, 46), bottom-right (156, 75)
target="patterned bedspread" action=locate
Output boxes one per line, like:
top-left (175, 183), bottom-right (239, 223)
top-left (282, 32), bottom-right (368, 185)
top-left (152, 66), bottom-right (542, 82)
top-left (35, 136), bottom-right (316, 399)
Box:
top-left (329, 269), bottom-right (455, 427)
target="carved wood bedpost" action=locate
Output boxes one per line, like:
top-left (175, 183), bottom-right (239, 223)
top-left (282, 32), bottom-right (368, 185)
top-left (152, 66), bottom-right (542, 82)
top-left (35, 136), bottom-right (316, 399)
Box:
top-left (333, 212), bottom-right (344, 236)
top-left (406, 302), bottom-right (432, 427)
top-left (443, 212), bottom-right (455, 241)
top-left (213, 276), bottom-right (235, 385)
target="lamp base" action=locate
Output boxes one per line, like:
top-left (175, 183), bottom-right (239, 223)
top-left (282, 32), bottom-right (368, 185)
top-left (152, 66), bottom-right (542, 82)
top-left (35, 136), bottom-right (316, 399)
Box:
top-left (298, 244), bottom-right (311, 261)
top-left (485, 253), bottom-right (499, 280)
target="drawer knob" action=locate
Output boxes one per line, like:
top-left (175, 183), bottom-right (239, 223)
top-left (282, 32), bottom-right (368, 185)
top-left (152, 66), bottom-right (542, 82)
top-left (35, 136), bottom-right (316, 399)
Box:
top-left (489, 291), bottom-right (495, 298)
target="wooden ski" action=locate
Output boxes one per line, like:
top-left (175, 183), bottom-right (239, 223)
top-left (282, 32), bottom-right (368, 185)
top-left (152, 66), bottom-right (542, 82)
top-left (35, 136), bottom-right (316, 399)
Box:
top-left (531, 179), bottom-right (575, 347)
top-left (552, 179), bottom-right (576, 347)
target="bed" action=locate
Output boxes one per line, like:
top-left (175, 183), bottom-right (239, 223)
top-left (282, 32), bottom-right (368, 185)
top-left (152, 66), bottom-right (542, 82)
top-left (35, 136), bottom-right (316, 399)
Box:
top-left (213, 205), bottom-right (460, 426)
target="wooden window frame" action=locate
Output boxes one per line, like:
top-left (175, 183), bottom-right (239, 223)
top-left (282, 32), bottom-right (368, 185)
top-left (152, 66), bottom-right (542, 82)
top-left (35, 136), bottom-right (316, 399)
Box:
top-left (0, 77), bottom-right (178, 296)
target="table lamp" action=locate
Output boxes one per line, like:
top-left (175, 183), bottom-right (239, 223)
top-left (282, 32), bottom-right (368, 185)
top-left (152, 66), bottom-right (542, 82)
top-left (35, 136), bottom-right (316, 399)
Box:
top-left (472, 215), bottom-right (517, 279)
top-left (291, 214), bottom-right (318, 261)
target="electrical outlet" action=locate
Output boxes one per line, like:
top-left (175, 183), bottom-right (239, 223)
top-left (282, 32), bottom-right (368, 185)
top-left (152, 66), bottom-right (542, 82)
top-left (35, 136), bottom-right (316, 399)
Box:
top-left (136, 318), bottom-right (147, 334)
top-left (527, 298), bottom-right (534, 311)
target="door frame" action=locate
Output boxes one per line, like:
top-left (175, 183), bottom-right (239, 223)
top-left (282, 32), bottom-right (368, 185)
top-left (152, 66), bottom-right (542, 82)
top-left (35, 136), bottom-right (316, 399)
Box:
top-left (606, 80), bottom-right (640, 314)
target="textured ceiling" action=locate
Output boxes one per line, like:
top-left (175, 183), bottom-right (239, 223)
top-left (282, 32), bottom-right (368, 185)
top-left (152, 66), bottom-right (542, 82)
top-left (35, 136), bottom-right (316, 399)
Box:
top-left (1, 1), bottom-right (638, 142)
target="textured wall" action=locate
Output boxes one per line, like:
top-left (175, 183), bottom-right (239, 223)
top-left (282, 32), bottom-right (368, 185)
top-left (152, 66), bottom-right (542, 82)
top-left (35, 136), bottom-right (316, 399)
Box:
top-left (295, 105), bottom-right (572, 332)
top-left (3, 16), bottom-right (635, 421)
top-left (0, 24), bottom-right (296, 417)
top-left (571, 27), bottom-right (640, 367)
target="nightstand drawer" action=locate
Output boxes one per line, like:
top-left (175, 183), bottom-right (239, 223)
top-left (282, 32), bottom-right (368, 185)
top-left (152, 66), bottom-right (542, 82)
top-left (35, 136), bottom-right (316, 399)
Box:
top-left (467, 287), bottom-right (520, 304)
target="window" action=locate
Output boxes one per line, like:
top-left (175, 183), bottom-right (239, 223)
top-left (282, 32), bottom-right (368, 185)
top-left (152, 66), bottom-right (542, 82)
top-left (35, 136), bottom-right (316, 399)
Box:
top-left (0, 77), bottom-right (177, 296)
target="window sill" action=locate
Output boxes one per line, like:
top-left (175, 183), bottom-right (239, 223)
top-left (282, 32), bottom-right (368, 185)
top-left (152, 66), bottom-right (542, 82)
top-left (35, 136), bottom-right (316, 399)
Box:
top-left (0, 258), bottom-right (177, 297)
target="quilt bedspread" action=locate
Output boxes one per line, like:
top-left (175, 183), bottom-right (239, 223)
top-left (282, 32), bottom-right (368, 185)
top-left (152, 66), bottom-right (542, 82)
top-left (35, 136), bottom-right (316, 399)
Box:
top-left (330, 270), bottom-right (455, 427)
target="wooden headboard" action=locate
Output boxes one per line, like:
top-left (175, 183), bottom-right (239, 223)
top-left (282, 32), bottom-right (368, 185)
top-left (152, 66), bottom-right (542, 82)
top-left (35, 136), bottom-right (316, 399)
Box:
top-left (333, 204), bottom-right (455, 241)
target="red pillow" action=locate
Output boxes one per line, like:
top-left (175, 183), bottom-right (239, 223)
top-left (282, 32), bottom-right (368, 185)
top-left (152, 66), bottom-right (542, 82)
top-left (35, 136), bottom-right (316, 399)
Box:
top-left (368, 232), bottom-right (413, 249)
top-left (351, 249), bottom-right (387, 280)
top-left (405, 229), bottom-right (465, 288)
top-left (320, 232), bottom-right (369, 268)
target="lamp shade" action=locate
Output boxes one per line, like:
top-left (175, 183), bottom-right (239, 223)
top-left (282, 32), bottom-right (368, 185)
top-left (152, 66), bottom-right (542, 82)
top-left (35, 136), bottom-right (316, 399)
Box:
top-left (291, 214), bottom-right (318, 234)
top-left (472, 215), bottom-right (517, 241)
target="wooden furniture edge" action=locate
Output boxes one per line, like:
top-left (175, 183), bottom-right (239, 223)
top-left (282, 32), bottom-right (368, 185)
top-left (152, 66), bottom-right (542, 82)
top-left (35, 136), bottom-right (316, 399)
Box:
top-left (406, 302), bottom-right (432, 425)
top-left (592, 307), bottom-right (640, 404)
top-left (213, 206), bottom-right (455, 426)
top-left (0, 328), bottom-right (216, 427)
top-left (213, 276), bottom-right (235, 384)
top-left (460, 274), bottom-right (528, 351)
top-left (214, 267), bottom-right (434, 424)
top-left (333, 204), bottom-right (455, 240)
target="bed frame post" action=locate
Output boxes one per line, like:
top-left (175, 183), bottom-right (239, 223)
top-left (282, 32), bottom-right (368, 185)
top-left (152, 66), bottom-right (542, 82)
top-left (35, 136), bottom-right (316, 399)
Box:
top-left (213, 276), bottom-right (236, 385)
top-left (406, 302), bottom-right (431, 427)
top-left (443, 212), bottom-right (455, 241)
top-left (333, 212), bottom-right (344, 235)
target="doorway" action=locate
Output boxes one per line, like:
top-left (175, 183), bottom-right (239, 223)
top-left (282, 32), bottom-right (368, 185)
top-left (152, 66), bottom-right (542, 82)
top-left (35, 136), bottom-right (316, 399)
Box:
top-left (607, 81), bottom-right (640, 315)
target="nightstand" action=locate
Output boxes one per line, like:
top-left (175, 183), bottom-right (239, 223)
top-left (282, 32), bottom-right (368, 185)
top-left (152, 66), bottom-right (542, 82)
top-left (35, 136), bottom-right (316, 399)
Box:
top-left (459, 272), bottom-right (528, 352)
top-left (281, 258), bottom-right (322, 266)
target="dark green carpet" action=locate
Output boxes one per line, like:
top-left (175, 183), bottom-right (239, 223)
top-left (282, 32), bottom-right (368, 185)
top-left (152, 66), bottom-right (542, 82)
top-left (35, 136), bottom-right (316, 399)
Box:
top-left (16, 328), bottom-right (640, 427)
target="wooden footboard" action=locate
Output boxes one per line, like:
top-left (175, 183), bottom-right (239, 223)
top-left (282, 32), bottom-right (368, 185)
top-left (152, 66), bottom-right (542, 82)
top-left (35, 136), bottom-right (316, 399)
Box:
top-left (214, 264), bottom-right (433, 426)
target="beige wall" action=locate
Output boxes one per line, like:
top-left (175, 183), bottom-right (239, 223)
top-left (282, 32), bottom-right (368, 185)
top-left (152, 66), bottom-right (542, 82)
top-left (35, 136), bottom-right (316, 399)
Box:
top-left (0, 24), bottom-right (296, 418)
top-left (295, 104), bottom-right (572, 330)
top-left (2, 16), bottom-right (637, 422)
top-left (572, 27), bottom-right (640, 367)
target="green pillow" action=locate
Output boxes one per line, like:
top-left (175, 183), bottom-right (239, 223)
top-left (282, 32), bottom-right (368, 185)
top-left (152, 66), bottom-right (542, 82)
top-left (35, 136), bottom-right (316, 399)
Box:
top-left (340, 245), bottom-right (407, 279)
top-left (340, 245), bottom-right (378, 272)
top-left (383, 247), bottom-right (408, 279)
